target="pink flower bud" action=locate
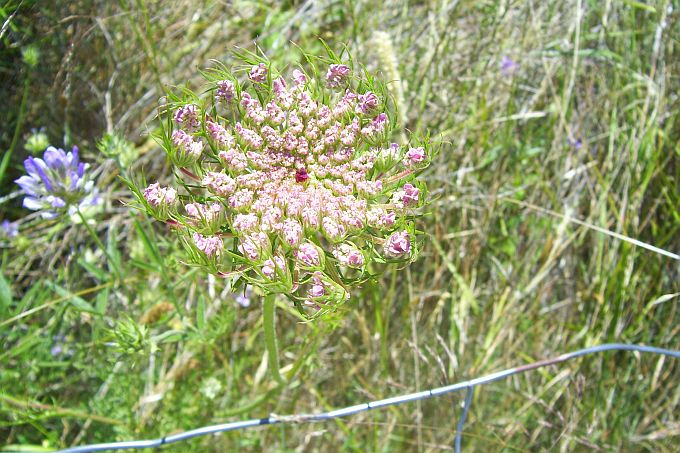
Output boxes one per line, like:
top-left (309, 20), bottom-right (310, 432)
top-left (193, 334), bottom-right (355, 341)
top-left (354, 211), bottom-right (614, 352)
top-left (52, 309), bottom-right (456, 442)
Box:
top-left (202, 172), bottom-right (236, 196)
top-left (296, 242), bottom-right (321, 267)
top-left (361, 113), bottom-right (388, 137)
top-left (322, 217), bottom-right (344, 241)
top-left (326, 64), bottom-right (351, 88)
top-left (302, 207), bottom-right (319, 228)
top-left (218, 149), bottom-right (248, 171)
top-left (186, 202), bottom-right (223, 226)
top-left (309, 282), bottom-right (324, 298)
top-left (235, 122), bottom-right (263, 149)
top-left (292, 69), bottom-right (307, 86)
top-left (384, 230), bottom-right (410, 258)
top-left (238, 232), bottom-right (269, 260)
top-left (282, 219), bottom-right (303, 246)
top-left (262, 255), bottom-right (285, 279)
top-left (193, 232), bottom-right (223, 257)
top-left (404, 147), bottom-right (426, 165)
top-left (394, 184), bottom-right (420, 208)
top-left (233, 213), bottom-right (260, 232)
top-left (402, 183), bottom-right (419, 206)
top-left (357, 91), bottom-right (379, 114)
top-left (143, 183), bottom-right (176, 207)
top-left (206, 121), bottom-right (235, 147)
top-left (173, 104), bottom-right (200, 132)
top-left (308, 272), bottom-right (325, 298)
top-left (172, 130), bottom-right (204, 162)
top-left (272, 77), bottom-right (287, 96)
top-left (249, 63), bottom-right (268, 83)
top-left (266, 102), bottom-right (285, 124)
top-left (229, 189), bottom-right (254, 210)
top-left (334, 243), bottom-right (364, 268)
top-left (216, 79), bottom-right (235, 102)
top-left (381, 211), bottom-right (396, 226)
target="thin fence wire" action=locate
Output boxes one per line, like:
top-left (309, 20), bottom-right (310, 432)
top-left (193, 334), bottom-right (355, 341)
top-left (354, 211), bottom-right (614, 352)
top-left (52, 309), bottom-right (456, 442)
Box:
top-left (55, 343), bottom-right (680, 453)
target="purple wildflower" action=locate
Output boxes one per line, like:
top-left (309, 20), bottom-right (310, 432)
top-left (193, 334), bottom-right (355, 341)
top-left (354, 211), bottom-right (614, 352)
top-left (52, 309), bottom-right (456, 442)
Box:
top-left (235, 286), bottom-right (252, 307)
top-left (500, 56), bottom-right (519, 75)
top-left (1, 220), bottom-right (18, 239)
top-left (50, 334), bottom-right (67, 357)
top-left (568, 137), bottom-right (582, 149)
top-left (15, 146), bottom-right (100, 218)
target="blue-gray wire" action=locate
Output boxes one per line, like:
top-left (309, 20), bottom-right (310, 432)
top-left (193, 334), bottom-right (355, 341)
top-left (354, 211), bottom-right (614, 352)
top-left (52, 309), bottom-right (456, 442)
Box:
top-left (56, 343), bottom-right (680, 453)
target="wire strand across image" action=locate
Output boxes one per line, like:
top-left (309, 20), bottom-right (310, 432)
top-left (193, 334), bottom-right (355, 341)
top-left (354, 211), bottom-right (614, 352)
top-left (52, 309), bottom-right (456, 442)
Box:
top-left (57, 343), bottom-right (680, 453)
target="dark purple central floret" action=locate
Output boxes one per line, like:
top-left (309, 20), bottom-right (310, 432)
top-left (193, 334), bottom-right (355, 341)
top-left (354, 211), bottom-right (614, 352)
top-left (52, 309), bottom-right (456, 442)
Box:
top-left (295, 168), bottom-right (309, 183)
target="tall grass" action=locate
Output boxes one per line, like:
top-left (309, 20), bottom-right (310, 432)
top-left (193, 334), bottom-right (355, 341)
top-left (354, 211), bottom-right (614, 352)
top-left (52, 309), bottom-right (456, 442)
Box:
top-left (1, 0), bottom-right (678, 451)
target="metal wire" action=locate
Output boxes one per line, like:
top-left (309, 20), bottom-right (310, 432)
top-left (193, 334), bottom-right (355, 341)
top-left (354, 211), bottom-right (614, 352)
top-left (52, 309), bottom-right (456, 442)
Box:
top-left (56, 343), bottom-right (680, 453)
top-left (454, 386), bottom-right (473, 452)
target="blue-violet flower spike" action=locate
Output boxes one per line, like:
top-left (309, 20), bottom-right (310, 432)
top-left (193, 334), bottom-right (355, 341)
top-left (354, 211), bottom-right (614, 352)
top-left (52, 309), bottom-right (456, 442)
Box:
top-left (15, 145), bottom-right (101, 218)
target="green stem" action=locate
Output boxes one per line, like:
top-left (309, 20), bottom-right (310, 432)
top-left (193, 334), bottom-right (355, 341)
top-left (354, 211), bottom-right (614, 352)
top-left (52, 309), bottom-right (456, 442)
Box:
top-left (76, 208), bottom-right (120, 280)
top-left (0, 74), bottom-right (30, 187)
top-left (263, 293), bottom-right (284, 384)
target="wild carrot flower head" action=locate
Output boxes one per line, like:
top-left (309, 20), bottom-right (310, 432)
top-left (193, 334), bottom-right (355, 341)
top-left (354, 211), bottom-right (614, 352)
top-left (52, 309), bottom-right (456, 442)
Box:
top-left (15, 146), bottom-right (100, 219)
top-left (136, 47), bottom-right (432, 317)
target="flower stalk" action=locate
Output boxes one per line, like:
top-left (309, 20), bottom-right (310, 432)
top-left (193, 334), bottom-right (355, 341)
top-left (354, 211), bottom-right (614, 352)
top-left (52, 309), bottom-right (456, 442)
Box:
top-left (263, 292), bottom-right (284, 384)
top-left (75, 208), bottom-right (121, 280)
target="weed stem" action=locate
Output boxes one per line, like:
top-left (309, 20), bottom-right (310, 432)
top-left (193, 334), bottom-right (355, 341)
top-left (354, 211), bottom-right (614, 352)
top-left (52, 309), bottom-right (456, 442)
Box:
top-left (263, 292), bottom-right (285, 384)
top-left (76, 208), bottom-right (121, 280)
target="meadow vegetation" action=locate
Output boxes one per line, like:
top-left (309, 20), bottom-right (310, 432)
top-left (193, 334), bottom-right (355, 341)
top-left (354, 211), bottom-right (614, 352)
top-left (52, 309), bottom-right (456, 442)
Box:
top-left (1, 0), bottom-right (679, 451)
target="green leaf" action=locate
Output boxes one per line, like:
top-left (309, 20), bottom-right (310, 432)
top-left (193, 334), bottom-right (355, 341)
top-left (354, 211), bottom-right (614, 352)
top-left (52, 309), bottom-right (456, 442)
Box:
top-left (107, 224), bottom-right (122, 275)
top-left (0, 272), bottom-right (12, 315)
top-left (619, 0), bottom-right (655, 12)
top-left (133, 218), bottom-right (162, 270)
top-left (196, 295), bottom-right (205, 330)
top-left (78, 257), bottom-right (108, 281)
top-left (45, 281), bottom-right (97, 314)
top-left (95, 287), bottom-right (110, 315)
top-left (153, 330), bottom-right (184, 344)
top-left (129, 258), bottom-right (159, 272)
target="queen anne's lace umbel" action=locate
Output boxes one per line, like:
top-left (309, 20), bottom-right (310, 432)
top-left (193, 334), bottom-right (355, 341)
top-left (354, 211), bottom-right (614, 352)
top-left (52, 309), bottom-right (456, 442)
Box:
top-left (139, 52), bottom-right (431, 315)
